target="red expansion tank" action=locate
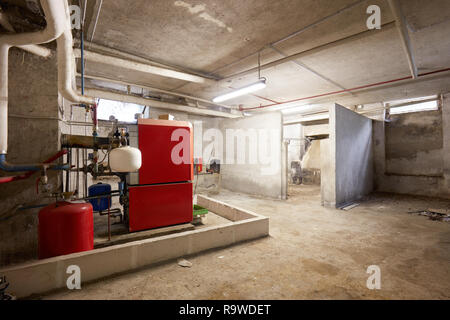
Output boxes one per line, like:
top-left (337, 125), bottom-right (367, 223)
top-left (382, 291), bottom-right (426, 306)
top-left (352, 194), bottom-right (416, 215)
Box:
top-left (38, 201), bottom-right (94, 259)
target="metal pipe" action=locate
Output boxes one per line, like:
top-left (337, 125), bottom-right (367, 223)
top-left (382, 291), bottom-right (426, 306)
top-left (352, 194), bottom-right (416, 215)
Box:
top-left (83, 88), bottom-right (242, 118)
top-left (0, 152), bottom-right (65, 183)
top-left (77, 73), bottom-right (234, 110)
top-left (241, 67), bottom-right (450, 111)
top-left (0, 150), bottom-right (68, 173)
top-left (268, 44), bottom-right (355, 96)
top-left (76, 148), bottom-right (80, 196)
top-left (18, 192), bottom-right (120, 210)
top-left (89, 0), bottom-right (103, 44)
top-left (61, 134), bottom-right (112, 149)
top-left (65, 149), bottom-right (71, 192)
top-left (211, 0), bottom-right (366, 76)
top-left (221, 22), bottom-right (396, 82)
top-left (83, 149), bottom-right (88, 198)
top-left (81, 31), bottom-right (85, 96)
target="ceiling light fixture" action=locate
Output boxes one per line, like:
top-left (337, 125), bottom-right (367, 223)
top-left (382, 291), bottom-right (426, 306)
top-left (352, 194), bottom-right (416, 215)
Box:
top-left (280, 104), bottom-right (313, 115)
top-left (213, 78), bottom-right (267, 103)
top-left (213, 51), bottom-right (267, 103)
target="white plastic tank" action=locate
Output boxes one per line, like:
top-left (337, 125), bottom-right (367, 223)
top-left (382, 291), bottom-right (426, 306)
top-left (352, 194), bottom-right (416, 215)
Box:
top-left (109, 146), bottom-right (142, 172)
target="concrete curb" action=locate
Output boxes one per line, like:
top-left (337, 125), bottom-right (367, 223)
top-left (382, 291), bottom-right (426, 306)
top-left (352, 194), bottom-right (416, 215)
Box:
top-left (0, 195), bottom-right (269, 298)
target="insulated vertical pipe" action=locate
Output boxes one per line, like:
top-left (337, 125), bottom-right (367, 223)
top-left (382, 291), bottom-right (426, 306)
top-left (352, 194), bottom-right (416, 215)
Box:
top-left (56, 0), bottom-right (94, 105)
top-left (56, 30), bottom-right (94, 104)
top-left (0, 0), bottom-right (66, 156)
top-left (0, 44), bottom-right (9, 155)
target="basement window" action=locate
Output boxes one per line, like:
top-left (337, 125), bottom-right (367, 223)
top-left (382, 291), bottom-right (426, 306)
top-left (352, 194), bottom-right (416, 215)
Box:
top-left (389, 99), bottom-right (439, 115)
top-left (97, 99), bottom-right (148, 123)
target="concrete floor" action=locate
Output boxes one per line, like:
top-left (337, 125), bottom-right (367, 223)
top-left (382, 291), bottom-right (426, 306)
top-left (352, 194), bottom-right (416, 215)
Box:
top-left (42, 185), bottom-right (450, 300)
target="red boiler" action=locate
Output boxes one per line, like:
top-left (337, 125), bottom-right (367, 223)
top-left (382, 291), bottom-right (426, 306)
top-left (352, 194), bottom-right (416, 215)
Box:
top-left (38, 202), bottom-right (94, 259)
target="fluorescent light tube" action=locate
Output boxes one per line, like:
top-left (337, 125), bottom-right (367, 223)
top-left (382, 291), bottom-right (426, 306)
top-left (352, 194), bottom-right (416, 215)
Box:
top-left (281, 105), bottom-right (312, 115)
top-left (213, 79), bottom-right (266, 103)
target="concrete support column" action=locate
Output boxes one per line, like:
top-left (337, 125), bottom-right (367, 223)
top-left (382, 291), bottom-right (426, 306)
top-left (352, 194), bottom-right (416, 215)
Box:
top-left (372, 116), bottom-right (386, 191)
top-left (281, 140), bottom-right (288, 200)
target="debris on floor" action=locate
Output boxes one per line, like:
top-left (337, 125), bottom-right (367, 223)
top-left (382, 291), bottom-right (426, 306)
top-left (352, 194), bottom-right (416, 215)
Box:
top-left (341, 203), bottom-right (360, 211)
top-left (177, 259), bottom-right (193, 268)
top-left (408, 208), bottom-right (450, 222)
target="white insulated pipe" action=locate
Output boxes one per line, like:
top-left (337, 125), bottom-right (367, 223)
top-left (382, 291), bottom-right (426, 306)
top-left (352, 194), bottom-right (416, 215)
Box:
top-left (57, 0), bottom-right (94, 105)
top-left (84, 88), bottom-right (241, 119)
top-left (14, 43), bottom-right (52, 57)
top-left (74, 49), bottom-right (212, 85)
top-left (0, 0), bottom-right (67, 154)
top-left (0, 44), bottom-right (8, 154)
top-left (0, 11), bottom-right (52, 58)
top-left (77, 72), bottom-right (234, 110)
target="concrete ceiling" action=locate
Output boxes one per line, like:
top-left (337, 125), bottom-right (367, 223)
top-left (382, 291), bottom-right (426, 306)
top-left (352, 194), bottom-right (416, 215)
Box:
top-left (78, 0), bottom-right (450, 114)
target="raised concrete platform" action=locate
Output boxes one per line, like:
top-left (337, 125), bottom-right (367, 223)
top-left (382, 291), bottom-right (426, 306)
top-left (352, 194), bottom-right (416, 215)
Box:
top-left (0, 195), bottom-right (269, 298)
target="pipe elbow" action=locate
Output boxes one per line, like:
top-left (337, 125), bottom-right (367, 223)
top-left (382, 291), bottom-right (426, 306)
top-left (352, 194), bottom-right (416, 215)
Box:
top-left (57, 27), bottom-right (95, 105)
top-left (59, 84), bottom-right (95, 105)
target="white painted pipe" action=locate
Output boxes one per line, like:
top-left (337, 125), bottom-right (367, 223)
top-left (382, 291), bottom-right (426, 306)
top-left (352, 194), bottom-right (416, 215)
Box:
top-left (74, 49), bottom-right (212, 85)
top-left (0, 0), bottom-right (67, 154)
top-left (0, 44), bottom-right (9, 154)
top-left (0, 11), bottom-right (52, 58)
top-left (15, 44), bottom-right (52, 57)
top-left (84, 88), bottom-right (241, 119)
top-left (77, 72), bottom-right (234, 110)
top-left (56, 0), bottom-right (94, 105)
top-left (74, 39), bottom-right (218, 80)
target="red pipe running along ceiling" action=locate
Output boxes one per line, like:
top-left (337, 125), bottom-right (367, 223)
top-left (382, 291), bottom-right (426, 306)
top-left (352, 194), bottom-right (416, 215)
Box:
top-left (239, 67), bottom-right (450, 111)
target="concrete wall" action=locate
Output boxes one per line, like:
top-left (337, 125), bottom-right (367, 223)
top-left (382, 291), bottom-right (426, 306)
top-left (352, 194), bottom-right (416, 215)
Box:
top-left (321, 104), bottom-right (373, 207)
top-left (373, 95), bottom-right (450, 199)
top-left (220, 112), bottom-right (284, 199)
top-left (385, 111), bottom-right (443, 176)
top-left (335, 104), bottom-right (373, 207)
top-left (0, 50), bottom-right (61, 266)
top-left (443, 94), bottom-right (450, 196)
